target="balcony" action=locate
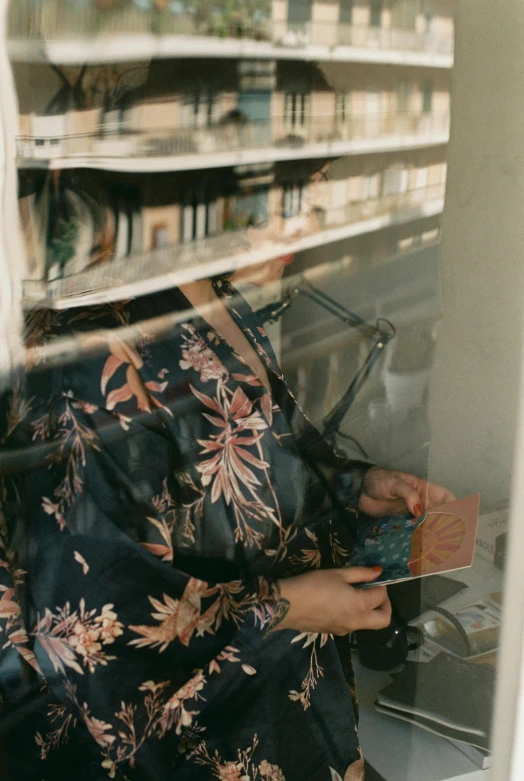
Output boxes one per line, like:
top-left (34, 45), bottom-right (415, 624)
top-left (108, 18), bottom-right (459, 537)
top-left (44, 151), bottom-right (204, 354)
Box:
top-left (16, 111), bottom-right (450, 172)
top-left (276, 20), bottom-right (453, 56)
top-left (317, 182), bottom-right (446, 231)
top-left (22, 183), bottom-right (445, 309)
top-left (7, 3), bottom-right (271, 43)
top-left (7, 3), bottom-right (453, 67)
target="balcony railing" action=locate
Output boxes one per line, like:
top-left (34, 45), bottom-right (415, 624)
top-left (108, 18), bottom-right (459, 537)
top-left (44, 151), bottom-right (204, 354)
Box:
top-left (342, 24), bottom-right (453, 55)
top-left (8, 2), bottom-right (271, 42)
top-left (279, 20), bottom-right (454, 55)
top-left (16, 111), bottom-right (450, 165)
top-left (317, 182), bottom-right (446, 230)
top-left (22, 183), bottom-right (446, 304)
top-left (8, 3), bottom-right (453, 58)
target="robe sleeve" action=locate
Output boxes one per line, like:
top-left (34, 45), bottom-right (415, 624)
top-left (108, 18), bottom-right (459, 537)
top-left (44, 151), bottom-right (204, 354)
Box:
top-left (0, 382), bottom-right (284, 778)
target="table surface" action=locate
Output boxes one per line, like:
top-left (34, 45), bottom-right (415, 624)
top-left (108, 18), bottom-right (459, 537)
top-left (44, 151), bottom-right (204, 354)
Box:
top-left (354, 550), bottom-right (502, 781)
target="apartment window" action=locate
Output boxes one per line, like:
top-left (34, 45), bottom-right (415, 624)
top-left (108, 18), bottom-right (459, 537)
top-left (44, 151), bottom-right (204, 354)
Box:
top-left (423, 0), bottom-right (433, 32)
top-left (152, 224), bottom-right (169, 250)
top-left (370, 0), bottom-right (383, 27)
top-left (421, 79), bottom-right (433, 113)
top-left (181, 195), bottom-right (219, 243)
top-left (383, 165), bottom-right (409, 196)
top-left (397, 80), bottom-right (412, 114)
top-left (283, 184), bottom-right (304, 218)
top-left (362, 173), bottom-right (381, 200)
top-left (287, 0), bottom-right (312, 24)
top-left (340, 0), bottom-right (354, 24)
top-left (284, 92), bottom-right (309, 130)
top-left (232, 188), bottom-right (269, 229)
top-left (391, 0), bottom-right (418, 30)
top-left (336, 92), bottom-right (350, 124)
top-left (182, 91), bottom-right (219, 128)
top-left (102, 108), bottom-right (123, 134)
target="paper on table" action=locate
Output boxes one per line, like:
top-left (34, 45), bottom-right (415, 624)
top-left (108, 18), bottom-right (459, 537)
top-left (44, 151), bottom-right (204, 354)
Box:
top-left (349, 494), bottom-right (480, 587)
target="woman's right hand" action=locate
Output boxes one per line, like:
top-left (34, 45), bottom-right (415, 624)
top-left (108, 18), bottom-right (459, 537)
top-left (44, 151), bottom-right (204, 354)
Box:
top-left (274, 567), bottom-right (391, 636)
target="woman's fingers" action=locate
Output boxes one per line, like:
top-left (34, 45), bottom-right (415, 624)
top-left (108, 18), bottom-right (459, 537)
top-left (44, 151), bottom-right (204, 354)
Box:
top-left (361, 467), bottom-right (456, 516)
top-left (363, 599), bottom-right (392, 630)
top-left (277, 568), bottom-right (393, 636)
top-left (397, 472), bottom-right (456, 508)
top-left (341, 566), bottom-right (382, 585)
top-left (382, 472), bottom-right (422, 515)
top-left (359, 585), bottom-right (389, 611)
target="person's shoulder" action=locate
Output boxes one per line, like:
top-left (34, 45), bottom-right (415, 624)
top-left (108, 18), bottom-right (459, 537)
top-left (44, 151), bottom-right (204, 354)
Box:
top-left (21, 288), bottom-right (191, 413)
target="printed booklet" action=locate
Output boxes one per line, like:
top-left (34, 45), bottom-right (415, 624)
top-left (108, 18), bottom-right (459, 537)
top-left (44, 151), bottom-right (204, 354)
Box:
top-left (349, 494), bottom-right (480, 587)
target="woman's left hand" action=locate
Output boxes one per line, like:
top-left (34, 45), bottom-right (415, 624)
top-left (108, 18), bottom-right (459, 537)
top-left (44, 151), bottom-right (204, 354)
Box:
top-left (359, 466), bottom-right (456, 518)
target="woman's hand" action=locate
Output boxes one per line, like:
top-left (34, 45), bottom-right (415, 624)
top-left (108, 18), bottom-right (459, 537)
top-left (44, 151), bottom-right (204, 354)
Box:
top-left (359, 467), bottom-right (456, 518)
top-left (273, 567), bottom-right (391, 636)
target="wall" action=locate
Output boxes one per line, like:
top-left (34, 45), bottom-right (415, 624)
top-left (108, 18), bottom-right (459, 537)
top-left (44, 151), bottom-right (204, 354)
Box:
top-left (427, 0), bottom-right (524, 512)
top-left (312, 0), bottom-right (338, 45)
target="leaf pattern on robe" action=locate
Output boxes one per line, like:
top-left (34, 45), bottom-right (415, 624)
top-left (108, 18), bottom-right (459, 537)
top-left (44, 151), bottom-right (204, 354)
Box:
top-left (0, 283), bottom-right (370, 778)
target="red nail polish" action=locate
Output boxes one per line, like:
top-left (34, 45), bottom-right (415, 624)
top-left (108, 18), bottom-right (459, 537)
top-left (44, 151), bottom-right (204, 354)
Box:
top-left (371, 566), bottom-right (382, 573)
top-left (414, 504), bottom-right (424, 517)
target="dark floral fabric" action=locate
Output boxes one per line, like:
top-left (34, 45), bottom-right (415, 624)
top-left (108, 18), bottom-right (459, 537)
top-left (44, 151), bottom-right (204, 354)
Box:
top-left (0, 280), bottom-right (371, 781)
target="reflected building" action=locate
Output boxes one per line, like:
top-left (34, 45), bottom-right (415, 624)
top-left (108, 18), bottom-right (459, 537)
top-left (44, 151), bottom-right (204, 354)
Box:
top-left (8, 0), bottom-right (453, 460)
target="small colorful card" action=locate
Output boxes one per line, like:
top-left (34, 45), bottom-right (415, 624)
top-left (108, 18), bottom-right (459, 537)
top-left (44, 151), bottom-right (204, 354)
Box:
top-left (348, 494), bottom-right (480, 587)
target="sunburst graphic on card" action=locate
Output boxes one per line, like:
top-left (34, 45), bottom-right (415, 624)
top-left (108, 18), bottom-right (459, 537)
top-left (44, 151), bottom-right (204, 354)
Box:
top-left (408, 512), bottom-right (467, 577)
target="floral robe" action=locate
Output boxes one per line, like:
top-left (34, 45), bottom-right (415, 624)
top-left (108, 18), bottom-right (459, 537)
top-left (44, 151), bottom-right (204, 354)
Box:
top-left (0, 280), bottom-right (372, 781)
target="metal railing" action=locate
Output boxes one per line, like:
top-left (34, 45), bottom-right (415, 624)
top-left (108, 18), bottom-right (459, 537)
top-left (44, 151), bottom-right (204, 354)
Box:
top-left (16, 111), bottom-right (450, 163)
top-left (22, 183), bottom-right (446, 303)
top-left (335, 22), bottom-right (454, 55)
top-left (318, 182), bottom-right (446, 229)
top-left (274, 20), bottom-right (453, 55)
top-left (8, 2), bottom-right (271, 42)
top-left (8, 3), bottom-right (453, 57)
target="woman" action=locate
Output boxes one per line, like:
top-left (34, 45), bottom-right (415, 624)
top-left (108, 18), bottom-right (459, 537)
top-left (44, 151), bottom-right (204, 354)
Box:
top-left (0, 258), bottom-right (453, 781)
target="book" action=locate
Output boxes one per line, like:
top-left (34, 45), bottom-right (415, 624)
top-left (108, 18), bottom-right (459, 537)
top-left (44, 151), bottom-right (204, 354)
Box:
top-left (374, 703), bottom-right (492, 768)
top-left (420, 599), bottom-right (501, 659)
top-left (349, 494), bottom-right (480, 587)
top-left (475, 510), bottom-right (508, 568)
top-left (450, 739), bottom-right (491, 770)
top-left (375, 703), bottom-right (491, 753)
top-left (375, 653), bottom-right (495, 751)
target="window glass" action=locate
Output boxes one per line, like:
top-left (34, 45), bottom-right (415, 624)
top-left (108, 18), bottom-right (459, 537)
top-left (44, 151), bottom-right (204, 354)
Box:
top-left (370, 0), bottom-right (383, 28)
top-left (340, 0), bottom-right (354, 25)
top-left (0, 4), bottom-right (517, 781)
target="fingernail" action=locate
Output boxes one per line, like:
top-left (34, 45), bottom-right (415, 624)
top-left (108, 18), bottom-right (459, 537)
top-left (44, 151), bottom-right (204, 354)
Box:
top-left (414, 504), bottom-right (424, 517)
top-left (371, 566), bottom-right (382, 573)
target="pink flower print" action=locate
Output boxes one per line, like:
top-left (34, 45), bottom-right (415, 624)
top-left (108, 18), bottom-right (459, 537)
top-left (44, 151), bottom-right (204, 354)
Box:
top-left (217, 762), bottom-right (244, 781)
top-left (158, 671), bottom-right (206, 735)
top-left (194, 385), bottom-right (269, 507)
top-left (259, 761), bottom-right (286, 780)
top-left (72, 400), bottom-right (98, 415)
top-left (129, 579), bottom-right (221, 652)
top-left (94, 605), bottom-right (124, 645)
top-left (33, 600), bottom-right (121, 677)
top-left (83, 333), bottom-right (168, 412)
top-left (174, 671), bottom-right (206, 702)
top-left (82, 708), bottom-right (115, 748)
top-left (179, 325), bottom-right (227, 383)
top-left (68, 620), bottom-right (102, 659)
top-left (41, 497), bottom-right (66, 531)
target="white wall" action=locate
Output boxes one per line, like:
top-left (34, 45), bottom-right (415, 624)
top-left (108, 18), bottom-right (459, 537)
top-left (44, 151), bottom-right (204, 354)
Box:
top-left (427, 0), bottom-right (524, 513)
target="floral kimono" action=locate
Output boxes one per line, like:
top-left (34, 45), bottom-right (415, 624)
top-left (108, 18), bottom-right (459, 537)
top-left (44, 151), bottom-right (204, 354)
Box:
top-left (0, 280), bottom-right (372, 781)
